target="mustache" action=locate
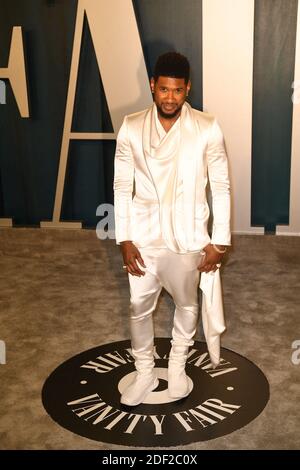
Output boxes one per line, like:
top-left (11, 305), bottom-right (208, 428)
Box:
top-left (156, 103), bottom-right (182, 119)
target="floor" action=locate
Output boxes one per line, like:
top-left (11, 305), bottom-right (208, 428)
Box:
top-left (0, 228), bottom-right (299, 449)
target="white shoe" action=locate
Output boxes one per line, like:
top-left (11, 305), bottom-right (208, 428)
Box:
top-left (120, 372), bottom-right (159, 406)
top-left (168, 365), bottom-right (190, 398)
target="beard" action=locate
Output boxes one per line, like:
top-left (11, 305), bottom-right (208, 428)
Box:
top-left (156, 102), bottom-right (184, 120)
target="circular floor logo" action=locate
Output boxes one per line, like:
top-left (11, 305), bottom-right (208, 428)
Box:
top-left (42, 339), bottom-right (269, 447)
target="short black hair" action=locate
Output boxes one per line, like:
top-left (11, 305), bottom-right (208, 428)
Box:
top-left (153, 52), bottom-right (190, 84)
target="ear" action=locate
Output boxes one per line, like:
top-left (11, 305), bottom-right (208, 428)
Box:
top-left (187, 80), bottom-right (191, 94)
top-left (150, 77), bottom-right (155, 93)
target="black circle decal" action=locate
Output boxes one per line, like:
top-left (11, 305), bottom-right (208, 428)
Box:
top-left (42, 339), bottom-right (269, 447)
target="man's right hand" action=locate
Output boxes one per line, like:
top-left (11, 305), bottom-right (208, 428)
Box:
top-left (120, 241), bottom-right (146, 277)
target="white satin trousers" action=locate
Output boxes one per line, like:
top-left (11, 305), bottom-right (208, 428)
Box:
top-left (128, 247), bottom-right (206, 354)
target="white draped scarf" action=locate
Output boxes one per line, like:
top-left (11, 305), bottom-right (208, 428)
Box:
top-left (142, 102), bottom-right (199, 253)
top-left (200, 266), bottom-right (226, 367)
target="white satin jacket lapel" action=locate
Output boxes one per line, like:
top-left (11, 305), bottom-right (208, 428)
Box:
top-left (177, 103), bottom-right (199, 250)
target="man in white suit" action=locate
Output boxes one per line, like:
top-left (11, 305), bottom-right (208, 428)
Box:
top-left (114, 52), bottom-right (231, 406)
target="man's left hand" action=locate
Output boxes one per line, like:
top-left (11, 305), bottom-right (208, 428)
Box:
top-left (197, 244), bottom-right (225, 273)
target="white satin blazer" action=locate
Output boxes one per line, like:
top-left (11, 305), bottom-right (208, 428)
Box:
top-left (113, 102), bottom-right (231, 253)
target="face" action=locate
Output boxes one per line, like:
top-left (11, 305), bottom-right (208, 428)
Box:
top-left (150, 76), bottom-right (191, 119)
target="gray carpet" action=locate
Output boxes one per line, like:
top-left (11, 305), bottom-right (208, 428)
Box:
top-left (0, 228), bottom-right (299, 449)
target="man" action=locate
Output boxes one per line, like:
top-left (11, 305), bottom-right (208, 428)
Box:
top-left (113, 52), bottom-right (230, 407)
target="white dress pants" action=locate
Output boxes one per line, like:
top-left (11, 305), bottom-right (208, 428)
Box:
top-left (128, 247), bottom-right (206, 354)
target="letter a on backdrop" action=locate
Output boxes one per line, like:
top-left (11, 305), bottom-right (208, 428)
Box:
top-left (0, 26), bottom-right (29, 228)
top-left (41, 0), bottom-right (151, 228)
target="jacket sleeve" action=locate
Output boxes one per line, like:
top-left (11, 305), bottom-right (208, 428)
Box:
top-left (206, 118), bottom-right (231, 246)
top-left (113, 116), bottom-right (134, 244)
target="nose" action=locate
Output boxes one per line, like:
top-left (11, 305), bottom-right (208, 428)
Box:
top-left (166, 91), bottom-right (175, 102)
